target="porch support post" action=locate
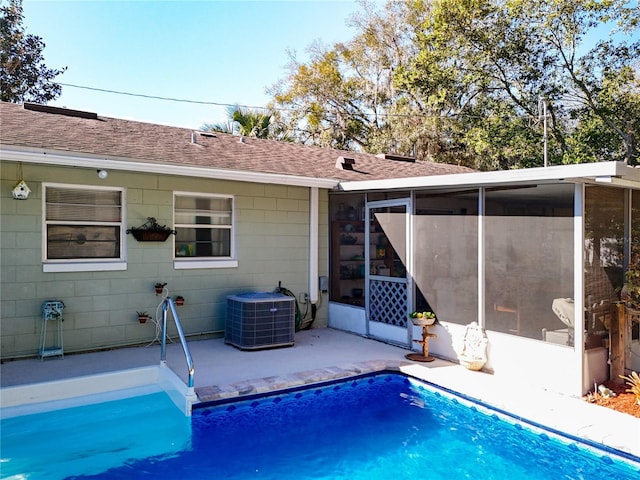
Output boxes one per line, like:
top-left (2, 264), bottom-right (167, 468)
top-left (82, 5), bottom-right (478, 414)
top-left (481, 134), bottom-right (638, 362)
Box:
top-left (574, 182), bottom-right (585, 396)
top-left (610, 304), bottom-right (626, 383)
top-left (309, 187), bottom-right (319, 303)
top-left (477, 187), bottom-right (485, 327)
top-left (623, 189), bottom-right (631, 272)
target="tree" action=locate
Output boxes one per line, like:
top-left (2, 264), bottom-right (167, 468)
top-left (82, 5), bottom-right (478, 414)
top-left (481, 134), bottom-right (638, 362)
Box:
top-left (564, 65), bottom-right (640, 164)
top-left (397, 0), bottom-right (640, 166)
top-left (269, 1), bottom-right (429, 152)
top-left (202, 105), bottom-right (281, 139)
top-left (270, 0), bottom-right (640, 169)
top-left (0, 0), bottom-right (66, 103)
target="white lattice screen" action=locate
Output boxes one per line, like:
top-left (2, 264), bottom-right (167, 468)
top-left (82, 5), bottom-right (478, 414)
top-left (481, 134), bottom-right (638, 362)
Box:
top-left (369, 279), bottom-right (407, 327)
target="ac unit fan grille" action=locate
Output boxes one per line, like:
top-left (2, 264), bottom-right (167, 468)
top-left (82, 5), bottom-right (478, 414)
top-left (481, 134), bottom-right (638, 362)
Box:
top-left (225, 292), bottom-right (295, 350)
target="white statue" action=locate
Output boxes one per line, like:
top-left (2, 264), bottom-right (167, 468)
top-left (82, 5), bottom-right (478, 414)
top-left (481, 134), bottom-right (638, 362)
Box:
top-left (457, 322), bottom-right (488, 371)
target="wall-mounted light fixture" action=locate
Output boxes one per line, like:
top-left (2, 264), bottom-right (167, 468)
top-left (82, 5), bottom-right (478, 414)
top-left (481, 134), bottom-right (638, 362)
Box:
top-left (97, 169), bottom-right (108, 179)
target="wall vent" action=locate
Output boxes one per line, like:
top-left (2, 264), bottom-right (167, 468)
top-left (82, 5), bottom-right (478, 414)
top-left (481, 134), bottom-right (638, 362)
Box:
top-left (191, 130), bottom-right (216, 144)
top-left (336, 156), bottom-right (355, 170)
top-left (375, 153), bottom-right (416, 163)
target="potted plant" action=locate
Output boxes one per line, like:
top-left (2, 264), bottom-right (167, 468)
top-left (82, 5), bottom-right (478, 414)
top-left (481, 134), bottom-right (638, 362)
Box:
top-left (154, 282), bottom-right (167, 295)
top-left (175, 295), bottom-right (185, 306)
top-left (127, 217), bottom-right (176, 242)
top-left (409, 311), bottom-right (436, 326)
top-left (136, 311), bottom-right (150, 323)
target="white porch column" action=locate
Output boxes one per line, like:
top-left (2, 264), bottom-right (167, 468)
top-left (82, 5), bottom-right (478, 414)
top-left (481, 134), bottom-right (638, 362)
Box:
top-left (574, 182), bottom-right (585, 396)
top-left (478, 187), bottom-right (485, 327)
top-left (309, 187), bottom-right (319, 303)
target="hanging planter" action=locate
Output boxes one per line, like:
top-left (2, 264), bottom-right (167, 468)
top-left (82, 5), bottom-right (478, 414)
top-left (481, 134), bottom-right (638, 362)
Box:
top-left (136, 311), bottom-right (150, 324)
top-left (127, 217), bottom-right (176, 242)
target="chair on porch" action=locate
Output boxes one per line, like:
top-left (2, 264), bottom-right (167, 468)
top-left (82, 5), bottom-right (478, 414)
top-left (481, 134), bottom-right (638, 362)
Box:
top-left (584, 264), bottom-right (619, 347)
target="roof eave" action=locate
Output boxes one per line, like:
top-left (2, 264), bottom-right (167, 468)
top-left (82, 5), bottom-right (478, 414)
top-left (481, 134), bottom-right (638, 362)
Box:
top-left (338, 161), bottom-right (640, 191)
top-left (0, 145), bottom-right (340, 189)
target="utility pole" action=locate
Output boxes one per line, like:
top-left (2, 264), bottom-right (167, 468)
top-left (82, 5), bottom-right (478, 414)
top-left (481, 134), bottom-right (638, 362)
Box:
top-left (539, 97), bottom-right (549, 167)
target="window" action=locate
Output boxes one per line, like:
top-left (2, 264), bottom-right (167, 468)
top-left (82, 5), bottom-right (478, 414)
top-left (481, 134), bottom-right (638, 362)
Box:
top-left (44, 184), bottom-right (124, 270)
top-left (413, 189), bottom-right (479, 326)
top-left (174, 193), bottom-right (235, 267)
top-left (484, 184), bottom-right (574, 343)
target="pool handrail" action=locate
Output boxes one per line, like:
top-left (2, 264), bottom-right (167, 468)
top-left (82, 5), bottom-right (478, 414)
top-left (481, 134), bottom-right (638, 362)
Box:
top-left (160, 297), bottom-right (195, 389)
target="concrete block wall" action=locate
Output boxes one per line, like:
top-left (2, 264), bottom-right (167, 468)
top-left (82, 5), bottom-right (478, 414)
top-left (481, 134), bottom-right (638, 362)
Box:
top-left (0, 161), bottom-right (329, 359)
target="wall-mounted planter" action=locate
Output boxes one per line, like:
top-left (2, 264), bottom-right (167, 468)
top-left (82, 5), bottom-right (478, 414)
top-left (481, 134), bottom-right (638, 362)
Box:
top-left (127, 217), bottom-right (176, 242)
top-left (130, 230), bottom-right (173, 242)
top-left (175, 296), bottom-right (185, 306)
top-left (137, 311), bottom-right (150, 324)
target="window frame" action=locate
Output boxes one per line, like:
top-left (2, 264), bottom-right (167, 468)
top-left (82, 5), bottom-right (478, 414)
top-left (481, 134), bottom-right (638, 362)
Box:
top-left (42, 183), bottom-right (126, 272)
top-left (173, 191), bottom-right (237, 269)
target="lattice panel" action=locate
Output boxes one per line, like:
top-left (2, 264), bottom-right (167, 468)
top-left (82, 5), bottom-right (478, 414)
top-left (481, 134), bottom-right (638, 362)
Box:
top-left (369, 279), bottom-right (407, 327)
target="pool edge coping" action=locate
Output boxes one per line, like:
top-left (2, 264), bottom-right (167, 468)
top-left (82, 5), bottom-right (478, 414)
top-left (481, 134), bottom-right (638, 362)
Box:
top-left (193, 359), bottom-right (410, 402)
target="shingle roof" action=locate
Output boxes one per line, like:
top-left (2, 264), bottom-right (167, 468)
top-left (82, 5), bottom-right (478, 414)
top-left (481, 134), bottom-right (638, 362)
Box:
top-left (0, 102), bottom-right (473, 182)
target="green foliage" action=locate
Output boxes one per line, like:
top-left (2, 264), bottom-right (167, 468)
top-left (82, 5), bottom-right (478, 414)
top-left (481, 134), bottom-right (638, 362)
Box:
top-left (269, 1), bottom-right (427, 152)
top-left (202, 105), bottom-right (282, 140)
top-left (619, 371), bottom-right (640, 405)
top-left (404, 0), bottom-right (640, 167)
top-left (0, 0), bottom-right (66, 103)
top-left (621, 240), bottom-right (640, 310)
top-left (269, 0), bottom-right (640, 169)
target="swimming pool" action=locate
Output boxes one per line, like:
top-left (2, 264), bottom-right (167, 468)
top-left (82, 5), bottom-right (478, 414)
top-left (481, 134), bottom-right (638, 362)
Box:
top-left (0, 391), bottom-right (191, 479)
top-left (1, 372), bottom-right (638, 479)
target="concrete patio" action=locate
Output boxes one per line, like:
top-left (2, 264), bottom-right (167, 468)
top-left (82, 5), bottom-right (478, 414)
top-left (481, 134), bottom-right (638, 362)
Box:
top-left (1, 327), bottom-right (639, 460)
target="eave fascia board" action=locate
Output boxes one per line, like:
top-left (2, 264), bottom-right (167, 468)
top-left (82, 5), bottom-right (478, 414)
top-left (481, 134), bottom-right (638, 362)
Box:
top-left (338, 161), bottom-right (639, 191)
top-left (0, 145), bottom-right (340, 189)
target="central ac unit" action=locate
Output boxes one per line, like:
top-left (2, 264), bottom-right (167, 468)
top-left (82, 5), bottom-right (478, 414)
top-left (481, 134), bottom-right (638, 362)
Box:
top-left (225, 292), bottom-right (295, 350)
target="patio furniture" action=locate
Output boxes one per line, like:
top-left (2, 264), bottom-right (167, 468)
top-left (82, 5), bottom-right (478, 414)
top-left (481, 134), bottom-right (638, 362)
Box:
top-left (544, 297), bottom-right (575, 346)
top-left (494, 303), bottom-right (520, 335)
top-left (40, 301), bottom-right (65, 360)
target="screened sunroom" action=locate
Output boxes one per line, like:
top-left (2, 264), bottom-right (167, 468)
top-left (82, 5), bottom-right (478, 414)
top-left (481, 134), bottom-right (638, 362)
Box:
top-left (328, 162), bottom-right (640, 397)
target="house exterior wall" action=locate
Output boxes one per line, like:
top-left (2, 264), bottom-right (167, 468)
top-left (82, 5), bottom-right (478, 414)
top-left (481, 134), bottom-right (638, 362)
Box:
top-left (0, 161), bottom-right (329, 359)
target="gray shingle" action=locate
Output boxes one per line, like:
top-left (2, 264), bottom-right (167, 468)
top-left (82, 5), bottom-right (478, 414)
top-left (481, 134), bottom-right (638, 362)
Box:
top-left (0, 102), bottom-right (473, 181)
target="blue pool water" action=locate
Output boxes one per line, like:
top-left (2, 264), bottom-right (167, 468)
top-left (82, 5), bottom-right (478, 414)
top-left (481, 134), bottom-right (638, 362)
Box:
top-left (1, 392), bottom-right (191, 479)
top-left (2, 373), bottom-right (639, 479)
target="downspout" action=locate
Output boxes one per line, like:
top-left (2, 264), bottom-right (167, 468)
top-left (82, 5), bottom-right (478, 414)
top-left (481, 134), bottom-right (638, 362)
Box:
top-left (309, 187), bottom-right (319, 305)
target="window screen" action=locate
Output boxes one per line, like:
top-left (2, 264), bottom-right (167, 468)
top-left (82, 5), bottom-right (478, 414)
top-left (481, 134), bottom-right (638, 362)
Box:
top-left (45, 186), bottom-right (123, 260)
top-left (174, 194), bottom-right (233, 258)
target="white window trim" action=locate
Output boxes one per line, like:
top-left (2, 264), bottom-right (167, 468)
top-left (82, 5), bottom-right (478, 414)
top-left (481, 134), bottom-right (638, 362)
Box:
top-left (173, 191), bottom-right (237, 269)
top-left (42, 183), bottom-right (126, 272)
top-left (43, 261), bottom-right (127, 273)
top-left (174, 259), bottom-right (239, 270)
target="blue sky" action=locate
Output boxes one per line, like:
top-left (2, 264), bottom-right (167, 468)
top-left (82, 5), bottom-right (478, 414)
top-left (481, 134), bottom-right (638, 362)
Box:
top-left (22, 0), bottom-right (364, 129)
top-left (20, 1), bottom-right (639, 131)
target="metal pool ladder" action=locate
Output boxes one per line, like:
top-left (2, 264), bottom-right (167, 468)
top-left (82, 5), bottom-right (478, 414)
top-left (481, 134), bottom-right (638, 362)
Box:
top-left (160, 297), bottom-right (195, 389)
